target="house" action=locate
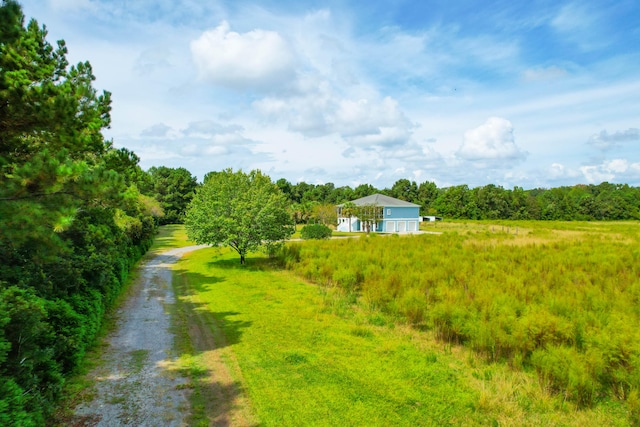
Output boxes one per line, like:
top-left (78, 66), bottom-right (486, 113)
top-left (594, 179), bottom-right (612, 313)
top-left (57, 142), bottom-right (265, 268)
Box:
top-left (336, 194), bottom-right (421, 233)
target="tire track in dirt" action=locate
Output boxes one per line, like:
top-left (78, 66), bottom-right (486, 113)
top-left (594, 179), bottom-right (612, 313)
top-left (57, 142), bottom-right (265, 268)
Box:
top-left (69, 245), bottom-right (208, 427)
top-left (174, 268), bottom-right (258, 427)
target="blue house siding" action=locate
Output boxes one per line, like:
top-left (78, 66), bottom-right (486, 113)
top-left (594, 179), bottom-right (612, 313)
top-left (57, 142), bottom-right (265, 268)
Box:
top-left (337, 194), bottom-right (421, 233)
top-left (384, 206), bottom-right (420, 219)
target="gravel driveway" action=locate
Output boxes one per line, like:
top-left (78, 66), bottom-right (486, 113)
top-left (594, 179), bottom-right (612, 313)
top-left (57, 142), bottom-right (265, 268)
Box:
top-left (70, 245), bottom-right (208, 426)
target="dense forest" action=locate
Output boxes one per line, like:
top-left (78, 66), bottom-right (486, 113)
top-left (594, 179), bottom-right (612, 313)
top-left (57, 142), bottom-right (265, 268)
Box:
top-left (1, 0), bottom-right (639, 425)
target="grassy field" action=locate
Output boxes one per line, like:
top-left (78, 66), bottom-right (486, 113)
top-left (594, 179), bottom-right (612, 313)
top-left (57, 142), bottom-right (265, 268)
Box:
top-left (164, 223), bottom-right (633, 426)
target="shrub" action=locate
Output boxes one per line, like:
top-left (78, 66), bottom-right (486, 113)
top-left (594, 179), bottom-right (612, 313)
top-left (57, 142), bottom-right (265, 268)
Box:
top-left (300, 224), bottom-right (333, 240)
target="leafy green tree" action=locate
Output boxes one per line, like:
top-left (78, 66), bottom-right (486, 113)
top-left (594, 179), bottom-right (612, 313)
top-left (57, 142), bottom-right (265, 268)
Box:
top-left (340, 201), bottom-right (357, 232)
top-left (185, 169), bottom-right (294, 264)
top-left (356, 203), bottom-right (383, 233)
top-left (333, 185), bottom-right (355, 204)
top-left (390, 178), bottom-right (418, 202)
top-left (0, 0), bottom-right (116, 254)
top-left (144, 166), bottom-right (197, 224)
top-left (354, 183), bottom-right (378, 199)
top-left (0, 3), bottom-right (158, 423)
top-left (276, 177), bottom-right (293, 200)
top-left (311, 203), bottom-right (338, 226)
top-left (417, 180), bottom-right (439, 215)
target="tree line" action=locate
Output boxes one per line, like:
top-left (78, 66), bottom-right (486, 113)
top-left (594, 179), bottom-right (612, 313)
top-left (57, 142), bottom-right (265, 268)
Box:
top-left (0, 2), bottom-right (199, 424)
top-left (274, 178), bottom-right (640, 223)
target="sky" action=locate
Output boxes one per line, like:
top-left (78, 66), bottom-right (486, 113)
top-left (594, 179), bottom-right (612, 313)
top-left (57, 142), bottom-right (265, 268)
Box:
top-left (18, 0), bottom-right (640, 189)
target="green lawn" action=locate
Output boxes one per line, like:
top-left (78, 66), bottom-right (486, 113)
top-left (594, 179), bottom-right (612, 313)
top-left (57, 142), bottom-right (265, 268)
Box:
top-left (149, 224), bottom-right (195, 253)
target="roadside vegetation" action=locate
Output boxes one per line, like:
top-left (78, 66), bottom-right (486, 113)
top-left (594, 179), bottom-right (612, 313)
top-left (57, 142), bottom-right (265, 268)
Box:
top-left (169, 222), bottom-right (635, 425)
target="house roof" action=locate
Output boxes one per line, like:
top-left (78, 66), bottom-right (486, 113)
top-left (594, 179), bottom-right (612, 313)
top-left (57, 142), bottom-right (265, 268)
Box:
top-left (338, 193), bottom-right (420, 208)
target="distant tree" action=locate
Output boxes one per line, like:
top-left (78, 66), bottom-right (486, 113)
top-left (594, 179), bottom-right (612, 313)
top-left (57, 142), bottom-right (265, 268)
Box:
top-left (474, 184), bottom-right (510, 219)
top-left (417, 181), bottom-right (439, 214)
top-left (390, 179), bottom-right (418, 202)
top-left (291, 181), bottom-right (313, 204)
top-left (434, 185), bottom-right (476, 218)
top-left (340, 201), bottom-right (357, 232)
top-left (333, 186), bottom-right (355, 204)
top-left (290, 201), bottom-right (317, 224)
top-left (276, 178), bottom-right (293, 201)
top-left (354, 183), bottom-right (377, 199)
top-left (311, 203), bottom-right (338, 226)
top-left (356, 203), bottom-right (383, 233)
top-left (145, 166), bottom-right (197, 224)
top-left (185, 169), bottom-right (294, 264)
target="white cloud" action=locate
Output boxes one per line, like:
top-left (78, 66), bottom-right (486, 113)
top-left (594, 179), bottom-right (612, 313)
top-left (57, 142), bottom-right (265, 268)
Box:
top-left (605, 159), bottom-right (629, 173)
top-left (580, 158), bottom-right (640, 183)
top-left (256, 89), bottom-right (414, 148)
top-left (580, 165), bottom-right (614, 183)
top-left (190, 21), bottom-right (297, 90)
top-left (541, 163), bottom-right (582, 182)
top-left (140, 123), bottom-right (172, 138)
top-left (456, 117), bottom-right (527, 166)
top-left (587, 128), bottom-right (639, 150)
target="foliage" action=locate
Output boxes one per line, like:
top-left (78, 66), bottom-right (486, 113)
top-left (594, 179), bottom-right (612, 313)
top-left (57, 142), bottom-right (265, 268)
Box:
top-left (141, 166), bottom-right (197, 225)
top-left (300, 223), bottom-right (333, 240)
top-left (0, 2), bottom-right (156, 424)
top-left (273, 178), bottom-right (640, 221)
top-left (354, 203), bottom-right (383, 233)
top-left (185, 169), bottom-right (294, 264)
top-left (310, 203), bottom-right (337, 226)
top-left (278, 221), bottom-right (640, 415)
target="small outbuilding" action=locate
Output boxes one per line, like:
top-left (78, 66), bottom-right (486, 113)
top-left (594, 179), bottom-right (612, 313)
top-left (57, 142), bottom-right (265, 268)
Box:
top-left (336, 193), bottom-right (421, 233)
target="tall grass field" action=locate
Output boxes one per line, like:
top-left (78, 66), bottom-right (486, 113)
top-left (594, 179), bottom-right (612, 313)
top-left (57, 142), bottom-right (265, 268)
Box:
top-left (166, 222), bottom-right (636, 425)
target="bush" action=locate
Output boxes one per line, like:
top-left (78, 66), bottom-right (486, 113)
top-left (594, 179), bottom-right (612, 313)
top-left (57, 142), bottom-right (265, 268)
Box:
top-left (300, 224), bottom-right (333, 240)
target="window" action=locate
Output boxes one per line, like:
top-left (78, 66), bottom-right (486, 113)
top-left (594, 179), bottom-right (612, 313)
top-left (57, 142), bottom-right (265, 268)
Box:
top-left (387, 209), bottom-right (391, 215)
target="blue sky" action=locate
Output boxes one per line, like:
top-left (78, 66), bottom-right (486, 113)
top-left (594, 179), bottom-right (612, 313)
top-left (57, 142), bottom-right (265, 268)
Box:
top-left (19, 0), bottom-right (640, 189)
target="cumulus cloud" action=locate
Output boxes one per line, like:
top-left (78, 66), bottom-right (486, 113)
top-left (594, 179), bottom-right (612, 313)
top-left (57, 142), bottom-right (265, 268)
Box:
top-left (587, 128), bottom-right (639, 150)
top-left (256, 90), bottom-right (414, 148)
top-left (141, 123), bottom-right (172, 138)
top-left (456, 117), bottom-right (527, 166)
top-left (547, 163), bottom-right (580, 180)
top-left (190, 21), bottom-right (296, 90)
top-left (335, 97), bottom-right (412, 138)
top-left (580, 159), bottom-right (640, 183)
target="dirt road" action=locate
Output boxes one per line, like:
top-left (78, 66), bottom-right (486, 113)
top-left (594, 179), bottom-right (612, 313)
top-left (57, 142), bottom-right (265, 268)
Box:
top-left (70, 245), bottom-right (207, 426)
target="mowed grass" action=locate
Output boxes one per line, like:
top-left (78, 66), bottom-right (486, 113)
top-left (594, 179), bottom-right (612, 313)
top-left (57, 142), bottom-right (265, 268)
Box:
top-left (167, 224), bottom-right (630, 426)
top-left (149, 223), bottom-right (195, 254)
